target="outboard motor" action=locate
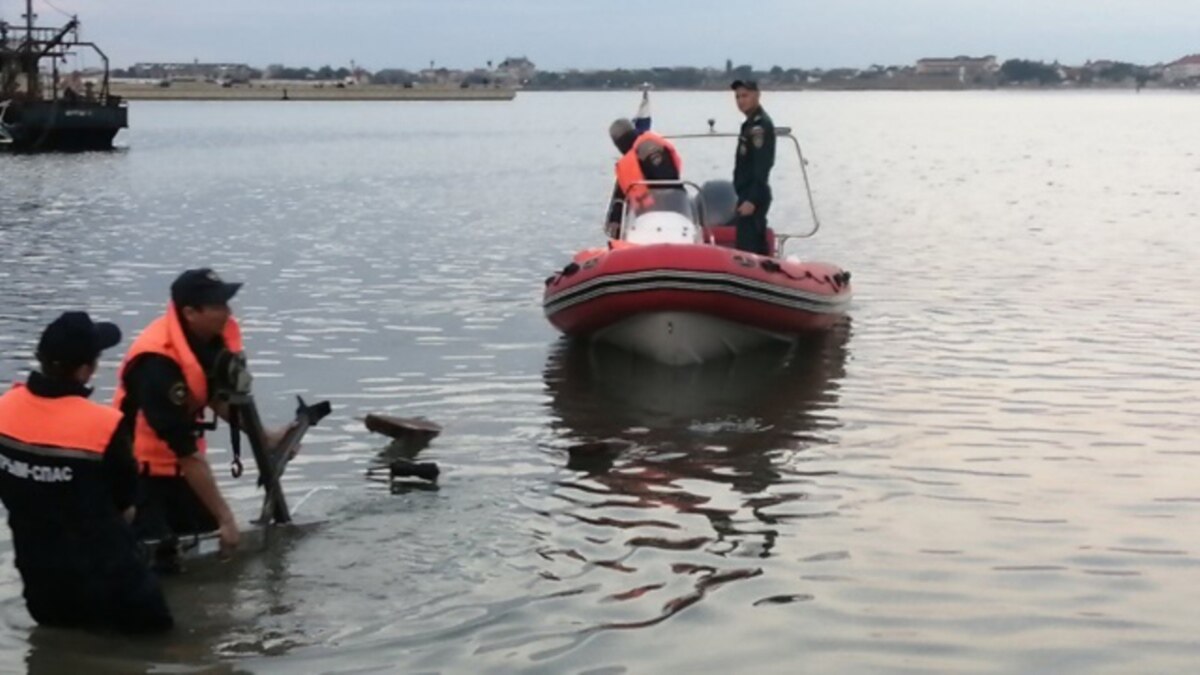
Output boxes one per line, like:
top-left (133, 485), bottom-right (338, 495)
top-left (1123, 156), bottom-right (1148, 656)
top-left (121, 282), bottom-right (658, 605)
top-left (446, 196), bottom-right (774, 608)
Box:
top-left (696, 180), bottom-right (739, 227)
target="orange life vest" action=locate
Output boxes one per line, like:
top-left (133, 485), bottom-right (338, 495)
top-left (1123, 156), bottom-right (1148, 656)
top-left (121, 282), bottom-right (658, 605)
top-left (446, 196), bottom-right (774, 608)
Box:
top-left (0, 383), bottom-right (121, 461)
top-left (112, 304), bottom-right (243, 477)
top-left (615, 131), bottom-right (682, 212)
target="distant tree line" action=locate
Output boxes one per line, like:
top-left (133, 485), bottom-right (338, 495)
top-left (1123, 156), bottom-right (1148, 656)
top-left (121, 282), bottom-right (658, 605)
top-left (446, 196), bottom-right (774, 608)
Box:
top-left (110, 64), bottom-right (357, 81)
top-left (268, 65), bottom-right (354, 81)
top-left (108, 57), bottom-right (1181, 90)
top-left (998, 59), bottom-right (1159, 86)
top-left (999, 60), bottom-right (1061, 84)
top-left (371, 69), bottom-right (419, 85)
top-left (525, 60), bottom-right (1170, 90)
top-left (527, 64), bottom-right (847, 90)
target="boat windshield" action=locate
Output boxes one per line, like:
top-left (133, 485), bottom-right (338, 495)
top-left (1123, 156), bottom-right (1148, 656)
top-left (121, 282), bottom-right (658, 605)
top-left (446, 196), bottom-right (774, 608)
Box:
top-left (626, 186), bottom-right (695, 221)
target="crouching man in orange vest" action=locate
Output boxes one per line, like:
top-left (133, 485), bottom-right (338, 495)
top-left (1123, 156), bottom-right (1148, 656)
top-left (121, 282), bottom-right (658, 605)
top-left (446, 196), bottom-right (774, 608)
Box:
top-left (605, 117), bottom-right (685, 236)
top-left (0, 312), bottom-right (173, 632)
top-left (113, 269), bottom-right (289, 557)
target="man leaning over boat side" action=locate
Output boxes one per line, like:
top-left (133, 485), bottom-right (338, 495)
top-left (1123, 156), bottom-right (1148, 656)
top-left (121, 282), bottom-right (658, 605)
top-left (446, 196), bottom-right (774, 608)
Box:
top-left (605, 118), bottom-right (685, 237)
top-left (731, 80), bottom-right (776, 255)
top-left (0, 312), bottom-right (173, 632)
top-left (113, 269), bottom-right (291, 561)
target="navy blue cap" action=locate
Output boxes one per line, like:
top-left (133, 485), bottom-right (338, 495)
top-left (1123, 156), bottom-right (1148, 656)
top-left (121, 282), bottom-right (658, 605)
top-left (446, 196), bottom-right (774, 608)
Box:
top-left (36, 312), bottom-right (121, 368)
top-left (170, 268), bottom-right (243, 308)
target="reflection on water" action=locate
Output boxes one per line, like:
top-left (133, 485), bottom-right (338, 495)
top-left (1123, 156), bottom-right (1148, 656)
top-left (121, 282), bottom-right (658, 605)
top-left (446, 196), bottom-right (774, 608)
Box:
top-left (2, 93), bottom-right (1200, 672)
top-left (20, 524), bottom-right (320, 675)
top-left (538, 323), bottom-right (849, 631)
top-left (546, 322), bottom-right (849, 448)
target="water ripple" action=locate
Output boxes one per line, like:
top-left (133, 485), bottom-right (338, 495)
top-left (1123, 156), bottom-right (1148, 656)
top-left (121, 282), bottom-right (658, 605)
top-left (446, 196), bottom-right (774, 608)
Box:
top-left (2, 93), bottom-right (1199, 673)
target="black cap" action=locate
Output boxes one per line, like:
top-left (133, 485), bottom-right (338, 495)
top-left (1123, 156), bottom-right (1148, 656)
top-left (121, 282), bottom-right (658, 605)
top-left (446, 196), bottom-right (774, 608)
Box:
top-left (170, 268), bottom-right (243, 309)
top-left (36, 312), bottom-right (122, 368)
top-left (730, 79), bottom-right (759, 91)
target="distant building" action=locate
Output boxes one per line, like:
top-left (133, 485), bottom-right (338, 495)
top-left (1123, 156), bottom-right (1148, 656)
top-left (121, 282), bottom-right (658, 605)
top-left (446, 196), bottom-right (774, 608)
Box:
top-left (346, 61), bottom-right (370, 86)
top-left (1057, 65), bottom-right (1083, 83)
top-left (823, 68), bottom-right (861, 80)
top-left (1164, 54), bottom-right (1200, 82)
top-left (495, 56), bottom-right (536, 84)
top-left (915, 56), bottom-right (998, 82)
top-left (1083, 59), bottom-right (1117, 73)
top-left (419, 67), bottom-right (456, 85)
top-left (130, 62), bottom-right (255, 81)
top-left (460, 68), bottom-right (495, 87)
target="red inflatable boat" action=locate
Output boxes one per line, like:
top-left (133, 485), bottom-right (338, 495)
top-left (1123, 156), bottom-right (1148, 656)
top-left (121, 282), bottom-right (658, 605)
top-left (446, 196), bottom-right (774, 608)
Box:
top-left (545, 127), bottom-right (851, 365)
top-left (544, 226), bottom-right (850, 364)
top-left (545, 128), bottom-right (851, 364)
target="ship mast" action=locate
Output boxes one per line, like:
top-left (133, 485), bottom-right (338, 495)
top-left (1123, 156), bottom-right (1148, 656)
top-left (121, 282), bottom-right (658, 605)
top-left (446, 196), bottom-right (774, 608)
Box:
top-left (22, 0), bottom-right (39, 98)
top-left (3, 0), bottom-right (113, 102)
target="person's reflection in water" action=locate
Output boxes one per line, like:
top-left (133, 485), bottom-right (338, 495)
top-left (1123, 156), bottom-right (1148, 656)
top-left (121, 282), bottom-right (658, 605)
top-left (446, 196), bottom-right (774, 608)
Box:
top-left (22, 533), bottom-right (309, 674)
top-left (541, 320), bottom-right (851, 624)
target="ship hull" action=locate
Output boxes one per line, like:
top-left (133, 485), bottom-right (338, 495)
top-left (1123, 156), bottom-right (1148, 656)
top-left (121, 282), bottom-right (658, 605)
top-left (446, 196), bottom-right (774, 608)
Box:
top-left (1, 101), bottom-right (128, 152)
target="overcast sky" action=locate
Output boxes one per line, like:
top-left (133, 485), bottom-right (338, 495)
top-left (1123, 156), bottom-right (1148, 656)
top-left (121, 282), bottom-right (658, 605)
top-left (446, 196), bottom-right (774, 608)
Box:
top-left (11, 0), bottom-right (1200, 70)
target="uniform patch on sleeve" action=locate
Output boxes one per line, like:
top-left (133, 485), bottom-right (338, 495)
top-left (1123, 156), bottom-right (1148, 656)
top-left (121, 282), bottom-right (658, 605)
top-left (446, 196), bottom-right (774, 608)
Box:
top-left (169, 382), bottom-right (187, 406)
top-left (750, 126), bottom-right (766, 148)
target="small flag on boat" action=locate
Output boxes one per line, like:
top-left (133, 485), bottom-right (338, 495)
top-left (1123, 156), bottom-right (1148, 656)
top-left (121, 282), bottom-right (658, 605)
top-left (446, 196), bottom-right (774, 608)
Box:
top-left (633, 85), bottom-right (652, 132)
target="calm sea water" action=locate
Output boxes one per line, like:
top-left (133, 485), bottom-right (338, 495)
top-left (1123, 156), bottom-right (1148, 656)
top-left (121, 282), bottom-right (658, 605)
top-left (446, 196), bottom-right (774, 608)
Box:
top-left (1, 91), bottom-right (1198, 674)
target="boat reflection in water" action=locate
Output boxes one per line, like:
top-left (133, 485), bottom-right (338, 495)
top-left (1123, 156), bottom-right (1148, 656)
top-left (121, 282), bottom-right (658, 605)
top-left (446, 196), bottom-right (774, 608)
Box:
top-left (545, 318), bottom-right (851, 458)
top-left (539, 320), bottom-right (851, 629)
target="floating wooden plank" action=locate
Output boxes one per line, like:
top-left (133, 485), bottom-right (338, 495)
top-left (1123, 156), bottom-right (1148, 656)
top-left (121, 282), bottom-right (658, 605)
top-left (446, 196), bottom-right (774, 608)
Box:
top-left (363, 414), bottom-right (442, 441)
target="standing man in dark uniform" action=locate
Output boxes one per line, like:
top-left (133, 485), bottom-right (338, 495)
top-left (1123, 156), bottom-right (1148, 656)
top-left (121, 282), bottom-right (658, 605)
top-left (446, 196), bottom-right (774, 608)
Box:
top-left (731, 80), bottom-right (776, 255)
top-left (0, 312), bottom-right (173, 632)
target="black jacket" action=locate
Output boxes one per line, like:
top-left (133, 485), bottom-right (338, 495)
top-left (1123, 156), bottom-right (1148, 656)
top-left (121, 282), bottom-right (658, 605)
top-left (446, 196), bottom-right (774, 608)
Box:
top-left (733, 106), bottom-right (776, 208)
top-left (0, 373), bottom-right (172, 632)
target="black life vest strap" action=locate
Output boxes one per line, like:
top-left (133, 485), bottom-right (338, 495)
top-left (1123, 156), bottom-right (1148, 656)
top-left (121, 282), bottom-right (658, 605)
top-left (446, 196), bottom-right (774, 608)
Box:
top-left (229, 413), bottom-right (244, 478)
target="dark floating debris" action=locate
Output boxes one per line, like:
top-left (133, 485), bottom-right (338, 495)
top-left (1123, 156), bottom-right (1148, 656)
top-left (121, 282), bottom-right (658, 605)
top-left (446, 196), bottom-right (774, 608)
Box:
top-left (362, 414), bottom-right (442, 490)
top-left (388, 459), bottom-right (440, 483)
top-left (566, 439), bottom-right (634, 473)
top-left (363, 414), bottom-right (442, 441)
top-left (627, 536), bottom-right (711, 551)
top-left (365, 459), bottom-right (440, 491)
top-left (753, 594), bottom-right (815, 606)
top-left (567, 439), bottom-right (634, 455)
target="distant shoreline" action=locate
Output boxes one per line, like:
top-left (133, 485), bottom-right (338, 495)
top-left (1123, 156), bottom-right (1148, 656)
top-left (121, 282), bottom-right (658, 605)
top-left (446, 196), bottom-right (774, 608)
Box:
top-left (106, 81), bottom-right (1196, 102)
top-left (109, 82), bottom-right (516, 102)
top-left (522, 82), bottom-right (1191, 93)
